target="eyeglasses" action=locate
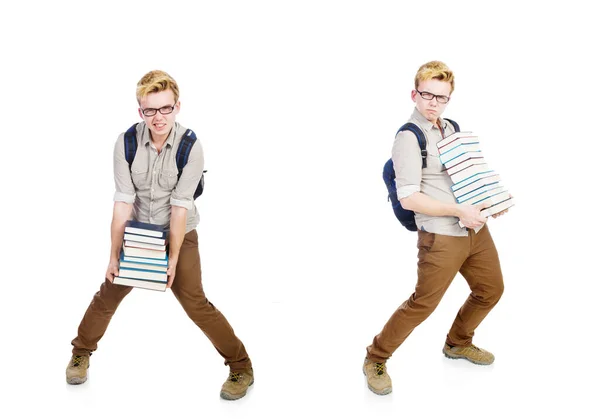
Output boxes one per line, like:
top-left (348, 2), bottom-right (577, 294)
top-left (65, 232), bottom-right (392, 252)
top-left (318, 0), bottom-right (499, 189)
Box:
top-left (140, 104), bottom-right (176, 117)
top-left (416, 89), bottom-right (450, 104)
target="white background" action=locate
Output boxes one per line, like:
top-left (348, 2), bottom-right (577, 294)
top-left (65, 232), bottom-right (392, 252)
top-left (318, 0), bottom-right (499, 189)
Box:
top-left (1, 0), bottom-right (599, 418)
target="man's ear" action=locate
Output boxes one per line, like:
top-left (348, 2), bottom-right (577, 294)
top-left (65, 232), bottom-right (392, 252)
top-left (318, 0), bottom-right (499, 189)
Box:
top-left (411, 90), bottom-right (417, 102)
top-left (138, 108), bottom-right (144, 119)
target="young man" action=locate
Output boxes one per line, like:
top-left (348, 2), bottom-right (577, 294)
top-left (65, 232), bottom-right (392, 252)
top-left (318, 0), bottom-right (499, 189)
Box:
top-left (66, 70), bottom-right (253, 401)
top-left (363, 61), bottom-right (508, 395)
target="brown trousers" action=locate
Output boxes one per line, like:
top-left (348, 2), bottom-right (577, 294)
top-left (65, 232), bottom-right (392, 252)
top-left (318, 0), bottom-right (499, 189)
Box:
top-left (367, 224), bottom-right (504, 362)
top-left (71, 230), bottom-right (251, 371)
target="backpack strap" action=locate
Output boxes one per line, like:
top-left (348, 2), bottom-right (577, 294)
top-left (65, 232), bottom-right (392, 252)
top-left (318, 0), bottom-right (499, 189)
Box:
top-left (175, 129), bottom-right (197, 181)
top-left (444, 118), bottom-right (460, 133)
top-left (396, 122), bottom-right (428, 169)
top-left (176, 129), bottom-right (206, 199)
top-left (124, 123), bottom-right (139, 169)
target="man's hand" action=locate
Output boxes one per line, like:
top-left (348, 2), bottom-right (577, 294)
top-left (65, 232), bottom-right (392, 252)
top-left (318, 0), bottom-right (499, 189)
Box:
top-left (492, 193), bottom-right (513, 218)
top-left (166, 257), bottom-right (178, 288)
top-left (105, 258), bottom-right (120, 283)
top-left (491, 208), bottom-right (509, 218)
top-left (457, 203), bottom-right (487, 229)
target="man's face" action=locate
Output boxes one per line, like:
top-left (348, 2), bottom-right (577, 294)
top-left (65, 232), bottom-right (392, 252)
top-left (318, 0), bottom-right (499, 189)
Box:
top-left (411, 79), bottom-right (452, 123)
top-left (138, 89), bottom-right (180, 140)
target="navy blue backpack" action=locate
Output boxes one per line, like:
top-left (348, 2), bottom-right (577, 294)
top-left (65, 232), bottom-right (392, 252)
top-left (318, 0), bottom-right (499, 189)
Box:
top-left (383, 119), bottom-right (460, 231)
top-left (124, 123), bottom-right (206, 199)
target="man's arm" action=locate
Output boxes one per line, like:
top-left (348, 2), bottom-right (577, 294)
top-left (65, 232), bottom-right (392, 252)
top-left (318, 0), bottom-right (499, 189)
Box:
top-left (400, 192), bottom-right (486, 229)
top-left (166, 205), bottom-right (187, 288)
top-left (106, 201), bottom-right (134, 282)
top-left (106, 132), bottom-right (137, 282)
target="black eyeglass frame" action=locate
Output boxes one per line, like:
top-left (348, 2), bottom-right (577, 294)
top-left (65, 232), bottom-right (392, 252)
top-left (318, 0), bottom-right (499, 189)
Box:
top-left (415, 89), bottom-right (450, 104)
top-left (140, 104), bottom-right (177, 117)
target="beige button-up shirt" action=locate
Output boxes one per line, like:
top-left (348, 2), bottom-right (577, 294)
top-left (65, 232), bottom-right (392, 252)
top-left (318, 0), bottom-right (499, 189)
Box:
top-left (392, 108), bottom-right (476, 237)
top-left (113, 121), bottom-right (204, 233)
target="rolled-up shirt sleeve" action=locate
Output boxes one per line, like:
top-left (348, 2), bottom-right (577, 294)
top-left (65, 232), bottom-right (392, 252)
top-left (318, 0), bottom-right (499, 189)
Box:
top-left (113, 133), bottom-right (136, 204)
top-left (170, 138), bottom-right (205, 209)
top-left (391, 130), bottom-right (422, 200)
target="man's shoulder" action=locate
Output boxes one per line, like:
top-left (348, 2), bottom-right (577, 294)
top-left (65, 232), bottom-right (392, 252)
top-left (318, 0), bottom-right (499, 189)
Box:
top-left (395, 119), bottom-right (424, 142)
top-left (174, 123), bottom-right (203, 149)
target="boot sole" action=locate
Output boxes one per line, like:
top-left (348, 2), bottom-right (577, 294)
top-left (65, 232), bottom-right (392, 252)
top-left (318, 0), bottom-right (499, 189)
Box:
top-left (220, 378), bottom-right (254, 400)
top-left (66, 376), bottom-right (88, 385)
top-left (443, 350), bottom-right (494, 365)
top-left (363, 366), bottom-right (392, 395)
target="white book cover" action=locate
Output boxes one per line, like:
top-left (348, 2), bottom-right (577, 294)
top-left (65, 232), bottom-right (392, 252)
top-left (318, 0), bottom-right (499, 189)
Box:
top-left (457, 182), bottom-right (503, 203)
top-left (122, 254), bottom-right (168, 266)
top-left (449, 164), bottom-right (491, 184)
top-left (124, 226), bottom-right (164, 239)
top-left (124, 240), bottom-right (166, 251)
top-left (436, 131), bottom-right (477, 149)
top-left (123, 233), bottom-right (166, 246)
top-left (481, 197), bottom-right (515, 218)
top-left (438, 143), bottom-right (481, 164)
top-left (113, 277), bottom-right (167, 292)
top-left (458, 196), bottom-right (515, 228)
top-left (441, 149), bottom-right (483, 166)
top-left (478, 190), bottom-right (512, 208)
top-left (119, 261), bottom-right (168, 272)
top-left (446, 158), bottom-right (487, 176)
top-left (453, 173), bottom-right (501, 197)
top-left (119, 268), bottom-right (168, 282)
top-left (122, 244), bottom-right (166, 260)
top-left (439, 140), bottom-right (480, 157)
top-left (461, 187), bottom-right (506, 206)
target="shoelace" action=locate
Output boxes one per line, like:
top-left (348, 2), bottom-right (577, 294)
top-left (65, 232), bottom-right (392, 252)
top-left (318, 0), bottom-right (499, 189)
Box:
top-left (228, 372), bottom-right (243, 382)
top-left (374, 363), bottom-right (386, 376)
top-left (71, 356), bottom-right (84, 367)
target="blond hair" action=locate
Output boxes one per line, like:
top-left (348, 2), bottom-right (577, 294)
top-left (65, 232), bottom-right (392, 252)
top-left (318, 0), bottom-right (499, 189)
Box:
top-left (136, 70), bottom-right (180, 103)
top-left (414, 61), bottom-right (454, 94)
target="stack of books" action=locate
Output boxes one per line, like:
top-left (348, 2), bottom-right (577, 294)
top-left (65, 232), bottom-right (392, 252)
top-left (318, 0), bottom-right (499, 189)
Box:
top-left (113, 220), bottom-right (169, 291)
top-left (437, 132), bottom-right (514, 225)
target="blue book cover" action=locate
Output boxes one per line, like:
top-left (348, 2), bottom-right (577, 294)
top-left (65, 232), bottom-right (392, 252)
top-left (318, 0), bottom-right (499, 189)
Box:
top-left (125, 220), bottom-right (166, 239)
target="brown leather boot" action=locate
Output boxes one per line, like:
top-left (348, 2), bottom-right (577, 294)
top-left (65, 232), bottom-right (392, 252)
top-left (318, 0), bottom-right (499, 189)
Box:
top-left (443, 343), bottom-right (495, 365)
top-left (220, 368), bottom-right (254, 400)
top-left (66, 355), bottom-right (90, 385)
top-left (363, 358), bottom-right (392, 395)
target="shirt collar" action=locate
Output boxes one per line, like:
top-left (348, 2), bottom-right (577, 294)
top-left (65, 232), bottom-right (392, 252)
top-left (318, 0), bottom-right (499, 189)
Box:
top-left (140, 121), bottom-right (179, 147)
top-left (411, 107), bottom-right (448, 133)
